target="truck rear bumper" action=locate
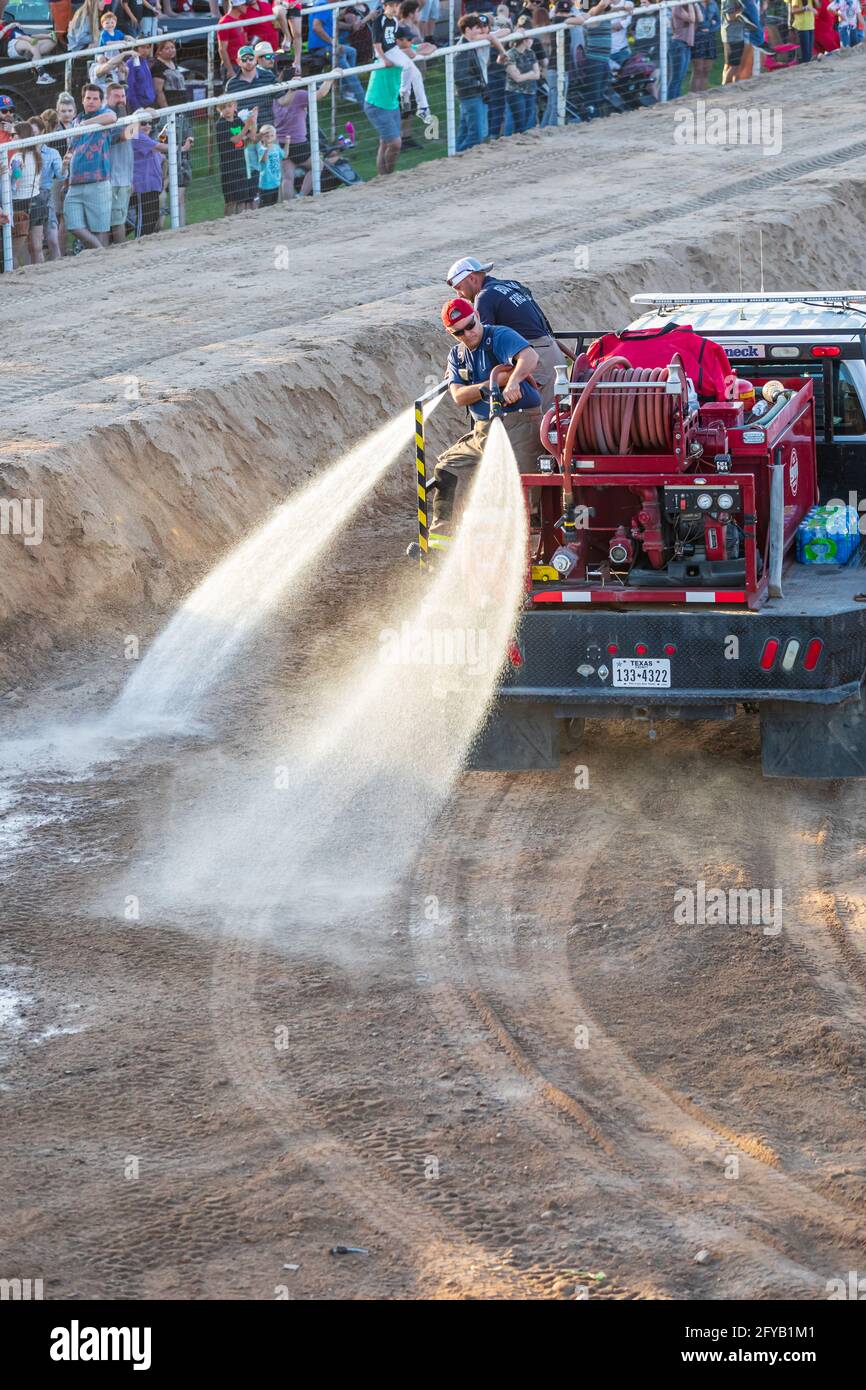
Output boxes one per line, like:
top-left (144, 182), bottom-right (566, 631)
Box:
top-left (499, 605), bottom-right (866, 709)
top-left (499, 678), bottom-right (864, 709)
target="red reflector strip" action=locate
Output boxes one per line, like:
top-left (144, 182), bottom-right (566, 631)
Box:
top-left (803, 638), bottom-right (823, 671)
top-left (811, 345), bottom-right (841, 357)
top-left (761, 638), bottom-right (780, 670)
top-left (532, 589), bottom-right (747, 605)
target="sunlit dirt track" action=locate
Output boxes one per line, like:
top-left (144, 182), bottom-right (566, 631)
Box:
top-left (3, 51), bottom-right (866, 1299)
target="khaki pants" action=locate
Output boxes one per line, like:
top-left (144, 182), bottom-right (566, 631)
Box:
top-left (527, 335), bottom-right (563, 413)
top-left (430, 409), bottom-right (542, 536)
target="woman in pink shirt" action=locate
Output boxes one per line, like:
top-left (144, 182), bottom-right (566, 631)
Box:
top-left (273, 72), bottom-right (333, 199)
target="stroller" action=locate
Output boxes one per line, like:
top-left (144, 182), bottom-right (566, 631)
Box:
top-left (611, 52), bottom-right (657, 109)
top-left (293, 124), bottom-right (364, 195)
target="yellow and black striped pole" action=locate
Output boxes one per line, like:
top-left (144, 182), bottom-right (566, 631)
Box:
top-left (414, 397), bottom-right (428, 569)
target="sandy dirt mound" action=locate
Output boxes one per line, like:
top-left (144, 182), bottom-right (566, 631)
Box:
top-left (2, 47), bottom-right (866, 682)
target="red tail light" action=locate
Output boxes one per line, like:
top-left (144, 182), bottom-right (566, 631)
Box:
top-left (507, 639), bottom-right (523, 668)
top-left (811, 345), bottom-right (841, 357)
top-left (635, 643), bottom-right (648, 656)
top-left (760, 638), bottom-right (780, 670)
top-left (803, 638), bottom-right (823, 671)
top-left (664, 643), bottom-right (677, 656)
top-left (607, 643), bottom-right (619, 655)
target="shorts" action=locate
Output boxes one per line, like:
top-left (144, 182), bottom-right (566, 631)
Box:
top-left (693, 33), bottom-right (719, 60)
top-left (286, 140), bottom-right (311, 164)
top-left (363, 100), bottom-right (401, 142)
top-left (724, 39), bottom-right (745, 67)
top-left (29, 190), bottom-right (50, 227)
top-left (63, 179), bottom-right (112, 234)
top-left (259, 185), bottom-right (279, 206)
top-left (110, 183), bottom-right (131, 226)
top-left (3, 31), bottom-right (27, 59)
top-left (419, 0), bottom-right (440, 18)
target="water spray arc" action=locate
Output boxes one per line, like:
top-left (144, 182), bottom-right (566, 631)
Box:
top-left (110, 405), bottom-right (440, 734)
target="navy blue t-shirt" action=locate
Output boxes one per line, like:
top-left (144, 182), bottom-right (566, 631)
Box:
top-left (473, 276), bottom-right (551, 340)
top-left (447, 324), bottom-right (542, 421)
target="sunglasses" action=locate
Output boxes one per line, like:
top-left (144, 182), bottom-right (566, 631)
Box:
top-left (450, 317), bottom-right (477, 336)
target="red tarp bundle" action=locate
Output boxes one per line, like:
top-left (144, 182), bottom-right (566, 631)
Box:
top-left (586, 323), bottom-right (734, 402)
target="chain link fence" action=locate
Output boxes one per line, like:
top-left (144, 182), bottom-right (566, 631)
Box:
top-left (0, 0), bottom-right (793, 268)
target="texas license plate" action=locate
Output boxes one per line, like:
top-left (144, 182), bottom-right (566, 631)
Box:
top-left (612, 658), bottom-right (671, 688)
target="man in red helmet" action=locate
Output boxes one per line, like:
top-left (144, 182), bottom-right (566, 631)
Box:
top-left (429, 296), bottom-right (541, 545)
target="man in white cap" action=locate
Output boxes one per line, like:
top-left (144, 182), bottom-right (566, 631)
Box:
top-left (444, 255), bottom-right (564, 410)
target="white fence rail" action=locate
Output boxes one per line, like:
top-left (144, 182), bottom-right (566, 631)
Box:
top-left (0, 4), bottom-right (754, 270)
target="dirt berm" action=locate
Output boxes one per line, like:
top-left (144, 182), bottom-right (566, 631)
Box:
top-left (2, 49), bottom-right (865, 682)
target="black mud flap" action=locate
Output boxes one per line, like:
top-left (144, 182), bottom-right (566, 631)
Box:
top-left (468, 704), bottom-right (560, 771)
top-left (760, 690), bottom-right (866, 779)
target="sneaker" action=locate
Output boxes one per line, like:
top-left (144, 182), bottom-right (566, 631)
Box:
top-left (36, 72), bottom-right (57, 84)
top-left (418, 107), bottom-right (434, 125)
top-left (342, 92), bottom-right (359, 105)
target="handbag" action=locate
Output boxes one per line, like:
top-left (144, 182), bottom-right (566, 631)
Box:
top-left (12, 203), bottom-right (30, 238)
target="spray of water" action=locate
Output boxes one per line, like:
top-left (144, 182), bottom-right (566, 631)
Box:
top-left (110, 406), bottom-right (429, 735)
top-left (148, 422), bottom-right (528, 935)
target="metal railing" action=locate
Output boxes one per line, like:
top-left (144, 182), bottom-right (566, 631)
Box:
top-left (0, 4), bottom-right (779, 270)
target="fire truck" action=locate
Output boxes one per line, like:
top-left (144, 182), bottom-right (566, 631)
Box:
top-left (418, 292), bottom-right (866, 778)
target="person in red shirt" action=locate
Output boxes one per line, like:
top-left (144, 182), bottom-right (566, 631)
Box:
top-left (218, 0), bottom-right (251, 78)
top-left (814, 0), bottom-right (842, 48)
top-left (241, 0), bottom-right (292, 54)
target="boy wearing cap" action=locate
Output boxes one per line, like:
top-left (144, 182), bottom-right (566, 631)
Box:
top-left (373, 0), bottom-right (434, 122)
top-left (445, 256), bottom-right (562, 410)
top-left (430, 297), bottom-right (541, 541)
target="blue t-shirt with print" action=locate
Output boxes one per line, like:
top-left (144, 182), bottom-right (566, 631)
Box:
top-left (447, 324), bottom-right (542, 421)
top-left (69, 109), bottom-right (114, 185)
top-left (257, 142), bottom-right (285, 191)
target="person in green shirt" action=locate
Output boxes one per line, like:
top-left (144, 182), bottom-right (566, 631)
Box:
top-left (364, 40), bottom-right (405, 175)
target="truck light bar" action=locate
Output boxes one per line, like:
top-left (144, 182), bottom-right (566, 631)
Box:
top-left (631, 292), bottom-right (866, 309)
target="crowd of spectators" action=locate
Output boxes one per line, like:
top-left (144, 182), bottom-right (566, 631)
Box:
top-left (0, 0), bottom-right (863, 267)
top-left (449, 0), bottom-right (864, 152)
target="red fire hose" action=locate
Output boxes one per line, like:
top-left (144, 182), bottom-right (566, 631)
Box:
top-left (561, 357), bottom-right (687, 462)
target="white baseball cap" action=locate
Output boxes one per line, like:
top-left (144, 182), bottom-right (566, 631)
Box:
top-left (253, 40), bottom-right (275, 55)
top-left (446, 256), bottom-right (494, 287)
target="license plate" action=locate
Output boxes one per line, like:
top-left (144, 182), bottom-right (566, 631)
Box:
top-left (612, 658), bottom-right (671, 688)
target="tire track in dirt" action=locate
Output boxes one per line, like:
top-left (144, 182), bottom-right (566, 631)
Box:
top-left (414, 749), bottom-right (865, 1293)
top-left (206, 918), bottom-right (586, 1298)
top-left (767, 787), bottom-right (866, 1026)
top-left (412, 781), bottom-right (821, 1294)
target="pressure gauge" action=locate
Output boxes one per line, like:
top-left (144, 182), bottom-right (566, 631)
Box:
top-left (696, 492), bottom-right (714, 511)
top-left (717, 492), bottom-right (735, 511)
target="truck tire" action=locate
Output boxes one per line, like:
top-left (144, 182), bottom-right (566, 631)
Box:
top-left (760, 688), bottom-right (866, 778)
